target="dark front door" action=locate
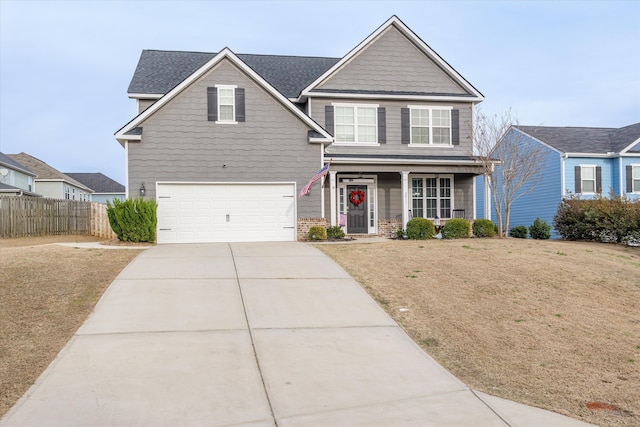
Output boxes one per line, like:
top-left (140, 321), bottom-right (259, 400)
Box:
top-left (347, 185), bottom-right (367, 234)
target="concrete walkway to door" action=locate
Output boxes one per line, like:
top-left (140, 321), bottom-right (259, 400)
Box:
top-left (1, 242), bottom-right (595, 426)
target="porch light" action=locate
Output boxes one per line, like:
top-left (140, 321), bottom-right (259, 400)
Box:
top-left (435, 215), bottom-right (440, 226)
top-left (139, 183), bottom-right (146, 196)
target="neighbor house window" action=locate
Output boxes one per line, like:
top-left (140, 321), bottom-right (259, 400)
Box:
top-left (633, 165), bottom-right (640, 192)
top-left (410, 107), bottom-right (451, 145)
top-left (64, 186), bottom-right (70, 200)
top-left (580, 165), bottom-right (596, 193)
top-left (334, 105), bottom-right (377, 144)
top-left (411, 176), bottom-right (453, 219)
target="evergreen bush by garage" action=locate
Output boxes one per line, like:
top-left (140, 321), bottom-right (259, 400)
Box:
top-left (529, 217), bottom-right (551, 240)
top-left (509, 225), bottom-right (528, 239)
top-left (472, 219), bottom-right (496, 237)
top-left (405, 217), bottom-right (435, 240)
top-left (107, 197), bottom-right (158, 243)
top-left (441, 218), bottom-right (470, 239)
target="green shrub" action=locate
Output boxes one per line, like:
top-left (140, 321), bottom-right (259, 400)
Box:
top-left (326, 226), bottom-right (345, 239)
top-left (554, 195), bottom-right (640, 245)
top-left (405, 218), bottom-right (435, 240)
top-left (472, 219), bottom-right (496, 237)
top-left (529, 217), bottom-right (551, 240)
top-left (308, 226), bottom-right (327, 240)
top-left (442, 218), bottom-right (470, 239)
top-left (509, 225), bottom-right (528, 239)
top-left (106, 197), bottom-right (157, 243)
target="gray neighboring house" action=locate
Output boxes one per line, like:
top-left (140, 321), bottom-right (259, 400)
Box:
top-left (116, 15), bottom-right (485, 244)
top-left (66, 173), bottom-right (126, 204)
top-left (0, 152), bottom-right (40, 196)
top-left (8, 153), bottom-right (93, 201)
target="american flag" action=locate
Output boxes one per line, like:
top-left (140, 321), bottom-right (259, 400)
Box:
top-left (298, 163), bottom-right (329, 199)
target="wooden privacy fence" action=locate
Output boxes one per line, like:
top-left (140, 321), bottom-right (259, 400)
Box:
top-left (0, 196), bottom-right (116, 239)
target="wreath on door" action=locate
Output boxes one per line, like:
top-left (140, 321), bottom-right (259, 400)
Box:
top-left (349, 189), bottom-right (366, 206)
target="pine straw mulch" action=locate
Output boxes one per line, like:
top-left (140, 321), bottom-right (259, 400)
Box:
top-left (0, 235), bottom-right (143, 417)
top-left (316, 238), bottom-right (640, 427)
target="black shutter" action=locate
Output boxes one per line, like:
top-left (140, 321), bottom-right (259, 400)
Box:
top-left (207, 87), bottom-right (217, 121)
top-left (596, 166), bottom-right (602, 193)
top-left (574, 166), bottom-right (582, 193)
top-left (451, 109), bottom-right (460, 145)
top-left (626, 165), bottom-right (633, 193)
top-left (377, 107), bottom-right (386, 144)
top-left (401, 108), bottom-right (410, 144)
top-left (325, 105), bottom-right (334, 136)
top-left (235, 88), bottom-right (245, 122)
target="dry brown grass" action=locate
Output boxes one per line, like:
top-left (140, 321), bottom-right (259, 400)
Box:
top-left (317, 238), bottom-right (640, 427)
top-left (0, 236), bottom-right (143, 417)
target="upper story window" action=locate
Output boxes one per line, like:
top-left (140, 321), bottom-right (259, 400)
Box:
top-left (217, 86), bottom-right (235, 122)
top-left (409, 107), bottom-right (451, 145)
top-left (335, 105), bottom-right (378, 144)
top-left (207, 85), bottom-right (245, 123)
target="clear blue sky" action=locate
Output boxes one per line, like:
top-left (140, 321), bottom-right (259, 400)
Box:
top-left (1, 0), bottom-right (639, 184)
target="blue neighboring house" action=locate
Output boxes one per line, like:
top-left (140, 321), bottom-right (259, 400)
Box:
top-left (476, 122), bottom-right (640, 237)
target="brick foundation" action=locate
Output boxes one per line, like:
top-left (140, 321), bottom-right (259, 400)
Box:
top-left (297, 218), bottom-right (329, 241)
top-left (378, 219), bottom-right (402, 238)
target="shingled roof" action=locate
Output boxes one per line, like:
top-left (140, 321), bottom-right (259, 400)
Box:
top-left (127, 50), bottom-right (340, 99)
top-left (65, 173), bottom-right (125, 194)
top-left (7, 153), bottom-right (93, 192)
top-left (516, 123), bottom-right (640, 154)
top-left (0, 152), bottom-right (36, 176)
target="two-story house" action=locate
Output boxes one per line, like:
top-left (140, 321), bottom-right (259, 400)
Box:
top-left (476, 123), bottom-right (640, 237)
top-left (116, 16), bottom-right (485, 243)
top-left (0, 152), bottom-right (40, 196)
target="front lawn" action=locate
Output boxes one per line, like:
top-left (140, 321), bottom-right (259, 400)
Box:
top-left (317, 238), bottom-right (639, 427)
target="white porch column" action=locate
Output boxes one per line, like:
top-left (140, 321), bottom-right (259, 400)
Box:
top-left (401, 170), bottom-right (410, 229)
top-left (329, 171), bottom-right (337, 226)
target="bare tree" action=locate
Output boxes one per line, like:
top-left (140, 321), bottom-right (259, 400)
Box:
top-left (474, 109), bottom-right (548, 237)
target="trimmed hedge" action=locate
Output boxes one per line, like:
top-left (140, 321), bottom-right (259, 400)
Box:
top-left (308, 226), bottom-right (327, 240)
top-left (107, 197), bottom-right (157, 243)
top-left (529, 217), bottom-right (551, 240)
top-left (326, 226), bottom-right (345, 239)
top-left (509, 225), bottom-right (528, 239)
top-left (554, 195), bottom-right (640, 246)
top-left (406, 217), bottom-right (435, 240)
top-left (442, 218), bottom-right (470, 239)
top-left (472, 219), bottom-right (496, 237)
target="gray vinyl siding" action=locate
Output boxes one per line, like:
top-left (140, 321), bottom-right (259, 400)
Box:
top-left (137, 99), bottom-right (157, 114)
top-left (311, 97), bottom-right (474, 155)
top-left (317, 26), bottom-right (469, 95)
top-left (453, 175), bottom-right (474, 219)
top-left (377, 173), bottom-right (403, 220)
top-left (128, 59), bottom-right (322, 217)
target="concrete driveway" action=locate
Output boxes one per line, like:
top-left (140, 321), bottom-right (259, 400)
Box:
top-left (1, 242), bottom-right (594, 426)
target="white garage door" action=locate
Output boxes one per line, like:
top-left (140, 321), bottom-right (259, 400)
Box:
top-left (156, 182), bottom-right (296, 244)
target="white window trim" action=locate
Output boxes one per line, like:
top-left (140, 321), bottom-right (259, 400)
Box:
top-left (336, 174), bottom-right (378, 234)
top-left (332, 103), bottom-right (379, 146)
top-left (580, 164), bottom-right (597, 194)
top-left (407, 105), bottom-right (453, 147)
top-left (215, 84), bottom-right (238, 124)
top-left (410, 174), bottom-right (454, 219)
top-left (632, 164), bottom-right (640, 193)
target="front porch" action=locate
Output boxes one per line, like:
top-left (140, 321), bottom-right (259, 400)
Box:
top-left (322, 168), bottom-right (481, 237)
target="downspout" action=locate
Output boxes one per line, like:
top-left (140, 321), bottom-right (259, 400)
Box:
top-left (124, 141), bottom-right (130, 199)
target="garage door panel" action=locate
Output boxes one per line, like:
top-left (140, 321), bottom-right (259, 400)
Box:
top-left (157, 183), bottom-right (296, 244)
